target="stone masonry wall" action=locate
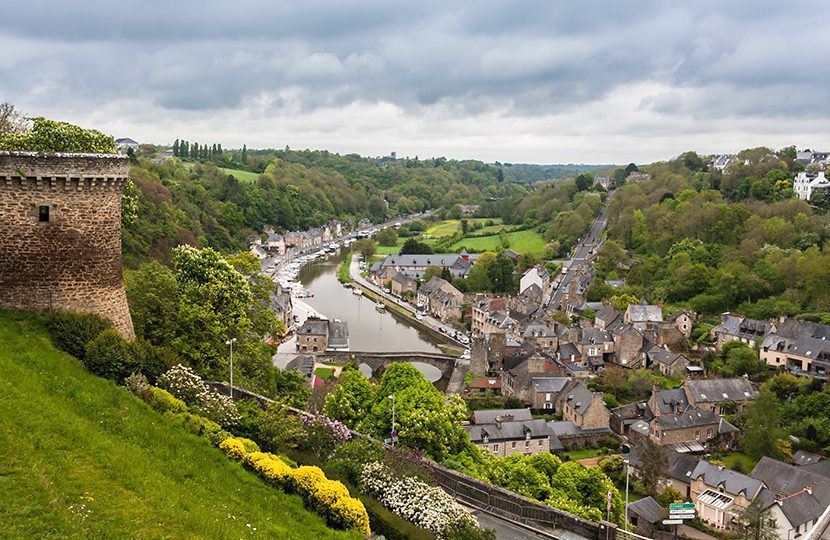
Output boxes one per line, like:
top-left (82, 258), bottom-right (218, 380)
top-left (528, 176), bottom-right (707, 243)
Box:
top-left (0, 151), bottom-right (135, 338)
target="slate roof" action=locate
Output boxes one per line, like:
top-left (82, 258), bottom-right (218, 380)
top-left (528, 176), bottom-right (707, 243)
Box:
top-left (794, 450), bottom-right (824, 467)
top-left (653, 388), bottom-right (689, 415)
top-left (327, 320), bottom-right (349, 348)
top-left (685, 378), bottom-right (756, 403)
top-left (648, 348), bottom-right (686, 367)
top-left (666, 450), bottom-right (701, 482)
top-left (626, 304), bottom-right (664, 323)
top-left (762, 319), bottom-right (830, 362)
top-left (595, 304), bottom-right (620, 326)
top-left (473, 408), bottom-right (533, 425)
top-left (578, 327), bottom-right (613, 345)
top-left (391, 271), bottom-right (416, 287)
top-left (778, 490), bottom-right (826, 528)
top-left (626, 496), bottom-right (665, 524)
top-left (803, 460), bottom-right (830, 479)
top-left (548, 420), bottom-right (579, 436)
top-left (751, 456), bottom-right (830, 507)
top-left (465, 418), bottom-right (554, 443)
top-left (299, 318), bottom-right (328, 336)
top-left (561, 381), bottom-right (594, 415)
top-left (669, 310), bottom-right (689, 322)
top-left (523, 324), bottom-right (556, 338)
top-left (532, 377), bottom-right (571, 393)
top-left (558, 342), bottom-right (581, 360)
top-left (655, 408), bottom-right (719, 431)
top-left (285, 354), bottom-right (315, 377)
top-left (419, 276), bottom-right (450, 295)
top-left (691, 460), bottom-right (764, 498)
top-left (270, 293), bottom-right (292, 312)
top-left (718, 314), bottom-right (774, 341)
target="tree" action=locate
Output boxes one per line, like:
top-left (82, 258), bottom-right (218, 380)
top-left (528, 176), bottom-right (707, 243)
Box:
top-left (461, 219), bottom-right (469, 235)
top-left (241, 144), bottom-right (248, 163)
top-left (487, 254), bottom-right (515, 293)
top-left (374, 227), bottom-right (398, 246)
top-left (352, 238), bottom-right (376, 260)
top-left (721, 341), bottom-right (765, 377)
top-left (422, 266), bottom-right (445, 282)
top-left (0, 116), bottom-right (116, 153)
top-left (732, 498), bottom-right (778, 540)
top-left (172, 139), bottom-right (180, 157)
top-left (83, 328), bottom-right (134, 381)
top-left (257, 400), bottom-right (306, 451)
top-left (125, 260), bottom-right (179, 347)
top-left (743, 389), bottom-right (784, 461)
top-left (0, 102), bottom-right (26, 138)
top-left (400, 238), bottom-right (433, 254)
top-left (574, 173), bottom-right (594, 192)
top-left (467, 252), bottom-right (496, 292)
top-left (610, 294), bottom-right (638, 311)
top-left (323, 369), bottom-right (375, 429)
top-left (637, 438), bottom-right (667, 494)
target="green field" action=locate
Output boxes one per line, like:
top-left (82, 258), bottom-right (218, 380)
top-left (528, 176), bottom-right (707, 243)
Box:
top-left (314, 367), bottom-right (335, 379)
top-left (424, 218), bottom-right (503, 239)
top-left (0, 312), bottom-right (358, 540)
top-left (451, 229), bottom-right (547, 258)
top-left (218, 167), bottom-right (260, 183)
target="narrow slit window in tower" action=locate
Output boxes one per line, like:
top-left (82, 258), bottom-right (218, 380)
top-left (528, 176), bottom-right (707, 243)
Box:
top-left (38, 205), bottom-right (50, 223)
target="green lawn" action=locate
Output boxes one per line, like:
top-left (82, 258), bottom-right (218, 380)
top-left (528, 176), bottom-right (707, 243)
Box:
top-left (0, 312), bottom-right (358, 540)
top-left (560, 448), bottom-right (608, 461)
top-left (218, 167), bottom-right (260, 183)
top-left (719, 452), bottom-right (759, 473)
top-left (425, 219), bottom-right (462, 237)
top-left (314, 367), bottom-right (335, 379)
top-left (450, 229), bottom-right (547, 258)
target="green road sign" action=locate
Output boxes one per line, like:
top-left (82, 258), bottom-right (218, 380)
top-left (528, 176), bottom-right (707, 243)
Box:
top-left (670, 503), bottom-right (695, 510)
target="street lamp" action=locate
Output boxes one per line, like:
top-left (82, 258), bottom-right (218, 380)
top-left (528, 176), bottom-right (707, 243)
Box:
top-left (623, 459), bottom-right (630, 533)
top-left (225, 338), bottom-right (237, 397)
top-left (388, 394), bottom-right (396, 446)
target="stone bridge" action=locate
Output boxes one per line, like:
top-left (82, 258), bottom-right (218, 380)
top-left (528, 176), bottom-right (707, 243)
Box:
top-left (318, 350), bottom-right (458, 390)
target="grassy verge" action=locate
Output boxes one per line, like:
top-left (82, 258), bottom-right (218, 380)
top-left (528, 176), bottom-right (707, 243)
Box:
top-left (337, 252), bottom-right (353, 283)
top-left (0, 312), bottom-right (357, 540)
top-left (440, 346), bottom-right (464, 357)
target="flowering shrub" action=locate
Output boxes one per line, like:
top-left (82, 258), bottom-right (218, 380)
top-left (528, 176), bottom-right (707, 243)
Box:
top-left (158, 365), bottom-right (240, 426)
top-left (330, 496), bottom-right (371, 536)
top-left (309, 478), bottom-right (351, 514)
top-left (243, 452), bottom-right (293, 488)
top-left (219, 438), bottom-right (247, 461)
top-left (235, 437), bottom-right (260, 453)
top-left (297, 413), bottom-right (352, 460)
top-left (360, 461), bottom-right (478, 538)
top-left (150, 387), bottom-right (188, 414)
top-left (292, 466), bottom-right (327, 497)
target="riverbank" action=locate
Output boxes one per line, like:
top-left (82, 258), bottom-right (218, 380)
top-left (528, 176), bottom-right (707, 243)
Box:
top-left (337, 252), bottom-right (353, 283)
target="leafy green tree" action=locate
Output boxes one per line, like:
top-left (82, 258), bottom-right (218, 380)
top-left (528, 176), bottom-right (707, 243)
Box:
top-left (610, 293), bottom-right (638, 311)
top-left (125, 260), bottom-right (179, 347)
top-left (467, 252), bottom-right (495, 292)
top-left (0, 116), bottom-right (116, 153)
top-left (172, 139), bottom-right (180, 157)
top-left (84, 328), bottom-right (134, 381)
top-left (574, 173), bottom-right (594, 192)
top-left (637, 438), bottom-right (667, 494)
top-left (323, 369), bottom-right (375, 429)
top-left (732, 498), bottom-right (779, 540)
top-left (352, 238), bottom-right (376, 260)
top-left (743, 389), bottom-right (784, 461)
top-left (422, 266), bottom-right (444, 282)
top-left (721, 341), bottom-right (765, 377)
top-left (257, 400), bottom-right (306, 451)
top-left (374, 227), bottom-right (398, 246)
top-left (400, 238), bottom-right (433, 254)
top-left (487, 254), bottom-right (515, 293)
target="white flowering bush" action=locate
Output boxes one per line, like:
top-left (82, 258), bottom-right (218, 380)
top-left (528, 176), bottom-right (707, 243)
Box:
top-left (360, 461), bottom-right (479, 538)
top-left (158, 364), bottom-right (240, 426)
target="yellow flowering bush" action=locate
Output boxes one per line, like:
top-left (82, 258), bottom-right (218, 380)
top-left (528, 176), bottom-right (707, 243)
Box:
top-left (330, 496), bottom-right (371, 536)
top-left (235, 437), bottom-right (260, 453)
top-left (309, 479), bottom-right (351, 514)
top-left (292, 466), bottom-right (327, 497)
top-left (244, 452), bottom-right (293, 488)
top-left (218, 437), bottom-right (247, 461)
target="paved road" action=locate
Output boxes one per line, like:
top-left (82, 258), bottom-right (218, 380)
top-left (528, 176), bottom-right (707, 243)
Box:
top-left (548, 191), bottom-right (614, 310)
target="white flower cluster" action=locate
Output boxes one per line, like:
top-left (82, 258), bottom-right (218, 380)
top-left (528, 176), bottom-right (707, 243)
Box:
top-left (360, 462), bottom-right (478, 538)
top-left (158, 364), bottom-right (240, 426)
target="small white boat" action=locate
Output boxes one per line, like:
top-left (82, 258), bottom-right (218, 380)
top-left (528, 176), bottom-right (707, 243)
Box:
top-left (375, 301), bottom-right (386, 310)
top-left (352, 288), bottom-right (363, 296)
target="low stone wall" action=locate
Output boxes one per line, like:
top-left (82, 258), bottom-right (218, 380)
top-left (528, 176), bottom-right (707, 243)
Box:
top-left (207, 381), bottom-right (617, 540)
top-left (558, 428), bottom-right (616, 450)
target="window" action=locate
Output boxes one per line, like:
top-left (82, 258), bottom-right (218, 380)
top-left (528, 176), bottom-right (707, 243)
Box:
top-left (695, 429), bottom-right (701, 440)
top-left (538, 440), bottom-right (543, 447)
top-left (706, 428), bottom-right (713, 439)
top-left (524, 441), bottom-right (529, 448)
top-left (544, 402), bottom-right (552, 410)
top-left (512, 442), bottom-right (516, 449)
top-left (545, 393), bottom-right (551, 402)
top-left (38, 205), bottom-right (50, 222)
top-left (492, 444), bottom-right (498, 452)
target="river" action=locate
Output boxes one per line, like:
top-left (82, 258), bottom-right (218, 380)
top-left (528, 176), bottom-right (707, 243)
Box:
top-left (298, 251), bottom-right (444, 355)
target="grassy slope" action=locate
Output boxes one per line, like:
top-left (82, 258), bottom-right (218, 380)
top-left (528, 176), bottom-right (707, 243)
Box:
top-left (0, 312), bottom-right (358, 540)
top-left (218, 167), bottom-right (260, 183)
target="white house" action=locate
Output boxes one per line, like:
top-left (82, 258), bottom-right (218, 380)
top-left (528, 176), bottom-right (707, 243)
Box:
top-left (794, 171), bottom-right (830, 201)
top-left (520, 265), bottom-right (550, 294)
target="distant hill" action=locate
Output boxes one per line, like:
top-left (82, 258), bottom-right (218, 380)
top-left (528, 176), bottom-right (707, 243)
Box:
top-left (495, 162), bottom-right (612, 184)
top-left (0, 312), bottom-right (358, 540)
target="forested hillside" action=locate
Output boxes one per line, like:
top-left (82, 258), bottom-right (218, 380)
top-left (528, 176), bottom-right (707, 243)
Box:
top-left (122, 154), bottom-right (528, 267)
top-left (595, 148), bottom-right (830, 321)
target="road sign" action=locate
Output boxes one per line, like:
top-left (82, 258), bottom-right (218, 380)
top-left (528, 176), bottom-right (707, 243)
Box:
top-left (669, 513), bottom-right (695, 520)
top-left (662, 519), bottom-right (683, 525)
top-left (670, 508), bottom-right (696, 515)
top-left (670, 503), bottom-right (695, 510)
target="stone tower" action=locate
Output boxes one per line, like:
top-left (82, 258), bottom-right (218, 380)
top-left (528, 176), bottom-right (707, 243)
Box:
top-left (0, 151), bottom-right (135, 338)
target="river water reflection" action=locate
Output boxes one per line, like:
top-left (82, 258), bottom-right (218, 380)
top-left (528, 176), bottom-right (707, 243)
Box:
top-left (298, 252), bottom-right (443, 354)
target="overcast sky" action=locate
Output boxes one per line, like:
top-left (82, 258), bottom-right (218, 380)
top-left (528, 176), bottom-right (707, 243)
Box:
top-left (2, 1), bottom-right (828, 164)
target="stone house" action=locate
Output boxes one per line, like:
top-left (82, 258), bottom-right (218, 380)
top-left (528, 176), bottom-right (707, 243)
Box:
top-left (390, 271), bottom-right (416, 297)
top-left (530, 377), bottom-right (571, 410)
top-left (649, 409), bottom-right (720, 446)
top-left (431, 288), bottom-right (464, 324)
top-left (684, 378), bottom-right (756, 415)
top-left (250, 243), bottom-right (268, 260)
top-left (557, 381), bottom-right (610, 429)
top-left (609, 321), bottom-right (646, 368)
top-left (377, 253), bottom-right (477, 280)
top-left (521, 324), bottom-right (559, 354)
top-left (471, 296), bottom-right (508, 337)
top-left (594, 304), bottom-right (621, 330)
top-left (624, 304), bottom-right (664, 333)
top-left (467, 377), bottom-right (502, 395)
top-left (571, 327), bottom-right (615, 370)
top-left (646, 345), bottom-right (690, 377)
top-left (713, 314), bottom-right (775, 350)
top-left (270, 290), bottom-right (294, 333)
top-left (669, 310), bottom-right (694, 338)
top-left (284, 231), bottom-right (306, 249)
top-left (296, 317), bottom-right (348, 352)
top-left (626, 497), bottom-right (665, 539)
top-left (465, 409), bottom-right (555, 457)
top-left (760, 318), bottom-right (830, 379)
